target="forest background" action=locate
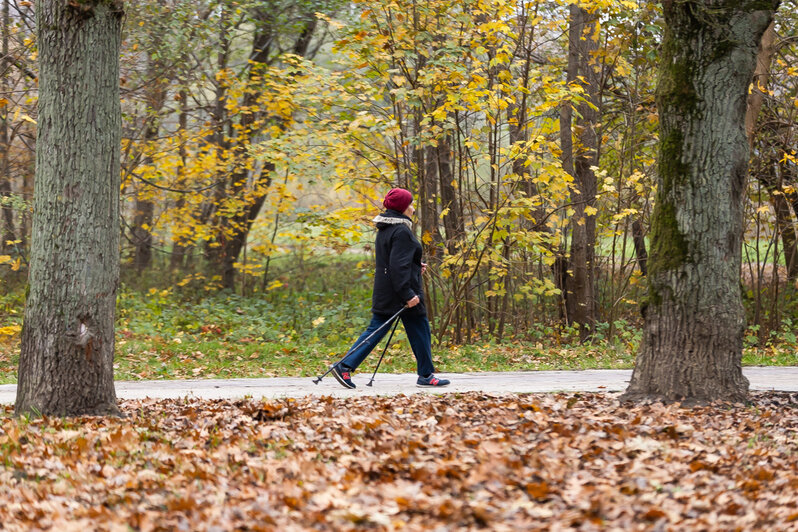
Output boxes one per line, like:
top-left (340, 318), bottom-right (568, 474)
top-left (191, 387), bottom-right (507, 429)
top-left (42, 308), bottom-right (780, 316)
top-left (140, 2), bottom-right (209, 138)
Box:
top-left (1, 0), bottom-right (797, 383)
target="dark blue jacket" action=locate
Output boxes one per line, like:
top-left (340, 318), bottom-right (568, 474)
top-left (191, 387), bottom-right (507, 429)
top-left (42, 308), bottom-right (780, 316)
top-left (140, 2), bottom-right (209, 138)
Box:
top-left (371, 210), bottom-right (426, 317)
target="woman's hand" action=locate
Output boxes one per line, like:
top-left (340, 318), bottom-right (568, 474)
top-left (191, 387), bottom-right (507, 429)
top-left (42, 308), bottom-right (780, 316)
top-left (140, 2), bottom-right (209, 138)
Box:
top-left (406, 295), bottom-right (420, 308)
top-left (421, 262), bottom-right (427, 275)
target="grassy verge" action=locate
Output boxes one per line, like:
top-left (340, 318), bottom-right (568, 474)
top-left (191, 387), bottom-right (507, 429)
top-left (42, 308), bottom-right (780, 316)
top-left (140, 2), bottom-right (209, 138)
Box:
top-left (1, 254), bottom-right (796, 384)
top-left (1, 313), bottom-right (796, 385)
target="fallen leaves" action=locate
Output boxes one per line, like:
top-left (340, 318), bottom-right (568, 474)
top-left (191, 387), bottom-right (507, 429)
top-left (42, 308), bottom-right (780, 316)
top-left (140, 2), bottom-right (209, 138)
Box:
top-left (0, 392), bottom-right (796, 531)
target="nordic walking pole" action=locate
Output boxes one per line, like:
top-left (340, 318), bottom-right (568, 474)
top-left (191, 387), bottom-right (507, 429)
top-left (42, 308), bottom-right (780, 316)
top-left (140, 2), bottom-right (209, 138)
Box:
top-left (312, 305), bottom-right (406, 384)
top-left (366, 314), bottom-right (402, 387)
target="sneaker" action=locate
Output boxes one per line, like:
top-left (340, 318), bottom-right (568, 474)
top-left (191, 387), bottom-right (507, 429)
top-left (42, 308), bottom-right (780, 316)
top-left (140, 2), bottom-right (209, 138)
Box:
top-left (417, 374), bottom-right (450, 387)
top-left (332, 364), bottom-right (356, 389)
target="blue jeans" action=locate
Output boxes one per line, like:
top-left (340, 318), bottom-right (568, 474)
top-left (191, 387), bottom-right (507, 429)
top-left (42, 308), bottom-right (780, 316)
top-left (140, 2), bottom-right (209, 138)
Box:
top-left (340, 312), bottom-right (435, 377)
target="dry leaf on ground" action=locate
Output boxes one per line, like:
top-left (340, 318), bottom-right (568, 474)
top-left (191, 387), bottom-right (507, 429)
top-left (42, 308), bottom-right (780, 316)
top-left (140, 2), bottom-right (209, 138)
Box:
top-left (1, 392), bottom-right (796, 531)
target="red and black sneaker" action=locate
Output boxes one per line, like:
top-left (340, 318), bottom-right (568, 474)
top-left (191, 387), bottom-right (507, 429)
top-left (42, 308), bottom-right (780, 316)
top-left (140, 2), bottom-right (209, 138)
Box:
top-left (417, 374), bottom-right (450, 387)
top-left (332, 364), bottom-right (356, 389)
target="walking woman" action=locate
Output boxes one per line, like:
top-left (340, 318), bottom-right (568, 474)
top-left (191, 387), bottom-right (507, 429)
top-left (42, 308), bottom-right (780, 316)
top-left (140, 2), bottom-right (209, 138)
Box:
top-left (332, 188), bottom-right (450, 389)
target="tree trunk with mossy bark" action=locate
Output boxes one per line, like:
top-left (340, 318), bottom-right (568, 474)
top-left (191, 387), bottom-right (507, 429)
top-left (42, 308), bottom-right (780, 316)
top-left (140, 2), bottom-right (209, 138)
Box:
top-left (15, 0), bottom-right (123, 417)
top-left (622, 0), bottom-right (778, 404)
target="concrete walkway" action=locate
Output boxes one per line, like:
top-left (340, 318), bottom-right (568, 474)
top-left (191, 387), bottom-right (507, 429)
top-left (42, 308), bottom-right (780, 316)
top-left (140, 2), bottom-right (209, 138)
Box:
top-left (0, 367), bottom-right (795, 404)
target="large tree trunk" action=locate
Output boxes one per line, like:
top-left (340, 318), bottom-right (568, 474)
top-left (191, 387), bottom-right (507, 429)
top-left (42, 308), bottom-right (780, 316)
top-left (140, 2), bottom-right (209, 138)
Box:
top-left (623, 0), bottom-right (777, 404)
top-left (16, 0), bottom-right (123, 417)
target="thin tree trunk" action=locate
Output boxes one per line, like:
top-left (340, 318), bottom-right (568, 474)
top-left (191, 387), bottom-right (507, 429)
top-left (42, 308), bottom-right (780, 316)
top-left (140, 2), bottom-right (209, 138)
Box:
top-left (559, 4), bottom-right (600, 339)
top-left (421, 142), bottom-right (443, 257)
top-left (623, 0), bottom-right (777, 404)
top-left (170, 86), bottom-right (190, 271)
top-left (745, 21), bottom-right (776, 145)
top-left (218, 161), bottom-right (275, 289)
top-left (132, 57), bottom-right (168, 273)
top-left (202, 4), bottom-right (231, 270)
top-left (131, 197), bottom-right (154, 272)
top-left (774, 160), bottom-right (798, 280)
top-left (437, 135), bottom-right (461, 254)
top-left (16, 0), bottom-right (123, 417)
top-left (743, 21), bottom-right (797, 281)
top-left (780, 161), bottom-right (798, 281)
top-left (631, 218), bottom-right (648, 277)
top-left (0, 0), bottom-right (15, 252)
top-left (210, 15), bottom-right (317, 290)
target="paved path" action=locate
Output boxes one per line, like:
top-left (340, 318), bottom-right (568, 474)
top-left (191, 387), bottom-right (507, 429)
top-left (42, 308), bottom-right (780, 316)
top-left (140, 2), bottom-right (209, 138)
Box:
top-left (0, 367), bottom-right (795, 404)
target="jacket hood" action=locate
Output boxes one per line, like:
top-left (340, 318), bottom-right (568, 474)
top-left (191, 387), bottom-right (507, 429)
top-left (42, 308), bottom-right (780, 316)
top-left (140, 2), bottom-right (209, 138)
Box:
top-left (374, 209), bottom-right (413, 229)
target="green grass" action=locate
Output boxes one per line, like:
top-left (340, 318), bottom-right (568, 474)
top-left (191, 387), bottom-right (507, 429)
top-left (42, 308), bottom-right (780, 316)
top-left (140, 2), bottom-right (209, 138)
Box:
top-left (1, 254), bottom-right (797, 384)
top-left (2, 315), bottom-right (795, 385)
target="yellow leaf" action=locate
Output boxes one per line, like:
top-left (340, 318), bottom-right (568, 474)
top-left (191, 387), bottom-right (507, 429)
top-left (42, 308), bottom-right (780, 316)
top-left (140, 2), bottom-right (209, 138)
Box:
top-left (584, 206), bottom-right (598, 216)
top-left (0, 324), bottom-right (21, 336)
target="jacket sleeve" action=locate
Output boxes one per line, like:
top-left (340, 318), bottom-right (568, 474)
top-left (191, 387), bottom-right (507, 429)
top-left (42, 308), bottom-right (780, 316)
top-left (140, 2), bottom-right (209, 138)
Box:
top-left (388, 228), bottom-right (417, 302)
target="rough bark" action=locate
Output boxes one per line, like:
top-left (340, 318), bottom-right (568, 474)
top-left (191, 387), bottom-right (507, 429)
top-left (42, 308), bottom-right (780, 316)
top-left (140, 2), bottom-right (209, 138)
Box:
top-left (16, 0), bottom-right (123, 417)
top-left (623, 0), bottom-right (778, 404)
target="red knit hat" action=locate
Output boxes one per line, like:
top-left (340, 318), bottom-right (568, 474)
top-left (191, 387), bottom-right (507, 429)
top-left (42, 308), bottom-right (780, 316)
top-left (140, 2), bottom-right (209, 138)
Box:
top-left (383, 188), bottom-right (413, 213)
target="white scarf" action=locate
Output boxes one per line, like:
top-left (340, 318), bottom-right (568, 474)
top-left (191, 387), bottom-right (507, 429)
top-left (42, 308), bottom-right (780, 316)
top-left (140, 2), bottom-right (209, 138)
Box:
top-left (373, 214), bottom-right (413, 229)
